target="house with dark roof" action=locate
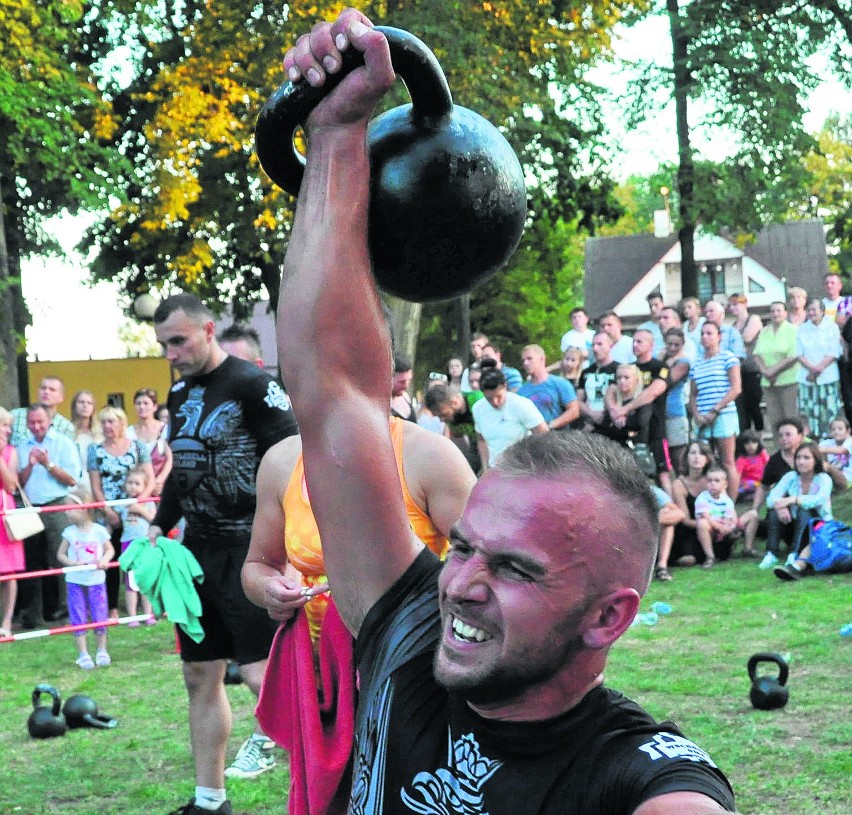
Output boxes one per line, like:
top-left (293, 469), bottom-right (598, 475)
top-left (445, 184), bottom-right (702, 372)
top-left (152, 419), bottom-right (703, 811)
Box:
top-left (584, 219), bottom-right (829, 325)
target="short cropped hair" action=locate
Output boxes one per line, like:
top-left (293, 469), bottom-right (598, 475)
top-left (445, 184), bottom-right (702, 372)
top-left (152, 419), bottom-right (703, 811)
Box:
top-left (153, 293), bottom-right (213, 325)
top-left (423, 383), bottom-right (454, 412)
top-left (218, 324), bottom-right (262, 359)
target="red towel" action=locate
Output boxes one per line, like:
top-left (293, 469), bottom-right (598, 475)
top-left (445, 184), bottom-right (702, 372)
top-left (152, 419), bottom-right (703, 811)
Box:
top-left (256, 598), bottom-right (356, 815)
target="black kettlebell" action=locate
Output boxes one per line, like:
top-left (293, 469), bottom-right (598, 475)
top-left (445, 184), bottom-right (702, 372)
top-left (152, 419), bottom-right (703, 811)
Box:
top-left (63, 694), bottom-right (118, 730)
top-left (27, 684), bottom-right (67, 739)
top-left (748, 652), bottom-right (790, 710)
top-left (255, 26), bottom-right (527, 303)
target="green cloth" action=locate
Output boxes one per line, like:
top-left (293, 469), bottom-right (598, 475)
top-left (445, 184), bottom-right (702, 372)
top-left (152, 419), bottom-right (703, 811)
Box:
top-left (118, 536), bottom-right (205, 643)
top-left (753, 320), bottom-right (800, 388)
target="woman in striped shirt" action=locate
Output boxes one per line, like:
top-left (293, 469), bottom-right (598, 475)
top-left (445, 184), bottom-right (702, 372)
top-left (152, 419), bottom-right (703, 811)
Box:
top-left (689, 320), bottom-right (742, 499)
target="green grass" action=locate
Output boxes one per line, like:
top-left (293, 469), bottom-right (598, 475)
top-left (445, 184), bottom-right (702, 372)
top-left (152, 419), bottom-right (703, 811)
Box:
top-left (2, 524), bottom-right (851, 814)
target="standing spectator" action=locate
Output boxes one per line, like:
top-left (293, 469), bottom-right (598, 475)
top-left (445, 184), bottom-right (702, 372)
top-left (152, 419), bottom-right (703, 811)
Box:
top-left (753, 302), bottom-right (800, 437)
top-left (680, 296), bottom-right (705, 351)
top-left (637, 291), bottom-right (666, 356)
top-left (596, 364), bottom-right (651, 447)
top-left (786, 286), bottom-right (808, 327)
top-left (88, 406), bottom-right (155, 617)
top-left (702, 300), bottom-right (745, 360)
top-left (473, 367), bottom-right (548, 470)
top-left (796, 298), bottom-right (842, 439)
top-left (728, 294), bottom-right (764, 433)
top-left (519, 344), bottom-right (579, 430)
top-left (559, 347), bottom-right (585, 390)
top-left (598, 311), bottom-right (635, 364)
top-left (661, 328), bottom-right (692, 471)
top-left (480, 343), bottom-right (523, 391)
top-left (15, 404), bottom-right (82, 628)
top-left (422, 383), bottom-right (484, 473)
top-left (149, 293), bottom-right (299, 811)
top-left (218, 323), bottom-right (264, 368)
top-left (10, 376), bottom-right (74, 446)
top-left (466, 362), bottom-right (482, 391)
top-left (606, 329), bottom-right (672, 493)
top-left (127, 387), bottom-right (173, 496)
top-left (689, 322), bottom-right (742, 499)
top-left (763, 442), bottom-right (833, 570)
top-left (70, 390), bottom-right (102, 493)
top-left (57, 500), bottom-right (114, 669)
top-left (389, 354), bottom-right (418, 422)
top-left (459, 331), bottom-right (488, 392)
top-left (821, 272), bottom-right (850, 326)
top-left (559, 306), bottom-right (595, 360)
top-left (577, 331), bottom-right (618, 430)
top-left (659, 306), bottom-right (699, 361)
top-left (0, 407), bottom-right (23, 637)
top-left (446, 356), bottom-right (464, 390)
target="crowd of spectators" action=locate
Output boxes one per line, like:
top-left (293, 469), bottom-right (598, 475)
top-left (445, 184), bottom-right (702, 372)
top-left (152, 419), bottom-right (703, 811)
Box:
top-left (417, 271), bottom-right (852, 583)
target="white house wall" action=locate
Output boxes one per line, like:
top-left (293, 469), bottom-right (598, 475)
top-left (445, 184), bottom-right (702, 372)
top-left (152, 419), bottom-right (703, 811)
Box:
top-left (613, 233), bottom-right (786, 317)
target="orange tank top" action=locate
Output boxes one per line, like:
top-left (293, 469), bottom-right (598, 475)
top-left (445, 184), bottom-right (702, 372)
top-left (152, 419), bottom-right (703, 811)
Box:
top-left (283, 417), bottom-right (448, 638)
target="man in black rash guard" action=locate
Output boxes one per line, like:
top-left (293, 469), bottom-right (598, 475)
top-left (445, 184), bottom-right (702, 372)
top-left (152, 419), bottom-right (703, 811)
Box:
top-left (150, 293), bottom-right (299, 815)
top-left (271, 9), bottom-right (739, 815)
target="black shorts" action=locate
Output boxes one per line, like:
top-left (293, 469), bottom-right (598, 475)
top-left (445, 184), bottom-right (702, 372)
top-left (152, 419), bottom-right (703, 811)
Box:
top-left (176, 541), bottom-right (279, 665)
top-left (649, 435), bottom-right (671, 474)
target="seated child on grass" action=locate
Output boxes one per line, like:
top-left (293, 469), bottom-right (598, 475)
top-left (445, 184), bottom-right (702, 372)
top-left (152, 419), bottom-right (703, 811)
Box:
top-left (818, 417), bottom-right (852, 484)
top-left (695, 466), bottom-right (759, 564)
top-left (735, 429), bottom-right (769, 499)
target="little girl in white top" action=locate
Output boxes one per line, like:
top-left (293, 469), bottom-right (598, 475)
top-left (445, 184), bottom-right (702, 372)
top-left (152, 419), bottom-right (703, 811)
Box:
top-left (119, 466), bottom-right (158, 626)
top-left (57, 498), bottom-right (114, 669)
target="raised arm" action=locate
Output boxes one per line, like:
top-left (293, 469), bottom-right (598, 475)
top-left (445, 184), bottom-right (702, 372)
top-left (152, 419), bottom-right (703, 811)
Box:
top-left (275, 13), bottom-right (420, 636)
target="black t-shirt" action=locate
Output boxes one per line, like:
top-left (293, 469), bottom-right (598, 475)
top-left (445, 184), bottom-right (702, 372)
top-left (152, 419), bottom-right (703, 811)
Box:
top-left (636, 358), bottom-right (669, 440)
top-left (353, 551), bottom-right (736, 815)
top-left (155, 355), bottom-right (299, 545)
top-left (762, 451), bottom-right (793, 489)
top-left (578, 361), bottom-right (618, 414)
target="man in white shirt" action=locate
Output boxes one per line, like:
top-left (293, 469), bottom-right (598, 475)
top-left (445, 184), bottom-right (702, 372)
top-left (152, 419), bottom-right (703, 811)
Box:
top-left (473, 368), bottom-right (548, 469)
top-left (559, 307), bottom-right (595, 360)
top-left (599, 311), bottom-right (636, 364)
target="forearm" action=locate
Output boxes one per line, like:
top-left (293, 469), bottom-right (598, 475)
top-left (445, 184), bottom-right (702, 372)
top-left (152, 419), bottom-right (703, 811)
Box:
top-left (550, 401), bottom-right (579, 429)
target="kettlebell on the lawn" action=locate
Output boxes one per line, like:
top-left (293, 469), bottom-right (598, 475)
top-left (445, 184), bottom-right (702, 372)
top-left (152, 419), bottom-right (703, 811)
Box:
top-left (748, 652), bottom-right (789, 710)
top-left (27, 684), bottom-right (68, 738)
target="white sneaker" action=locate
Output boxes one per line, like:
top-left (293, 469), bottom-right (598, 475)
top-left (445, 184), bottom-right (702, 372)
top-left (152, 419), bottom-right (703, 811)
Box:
top-left (225, 736), bottom-right (276, 779)
top-left (785, 552), bottom-right (798, 566)
top-left (758, 552), bottom-right (779, 570)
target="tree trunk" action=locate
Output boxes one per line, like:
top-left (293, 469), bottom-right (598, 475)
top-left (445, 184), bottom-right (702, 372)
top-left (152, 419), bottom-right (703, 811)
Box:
top-left (383, 294), bottom-right (422, 366)
top-left (453, 294), bottom-right (471, 362)
top-left (668, 0), bottom-right (698, 298)
top-left (0, 174), bottom-right (21, 408)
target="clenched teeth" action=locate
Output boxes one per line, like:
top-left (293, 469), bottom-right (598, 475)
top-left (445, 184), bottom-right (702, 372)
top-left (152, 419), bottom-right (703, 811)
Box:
top-left (451, 616), bottom-right (492, 642)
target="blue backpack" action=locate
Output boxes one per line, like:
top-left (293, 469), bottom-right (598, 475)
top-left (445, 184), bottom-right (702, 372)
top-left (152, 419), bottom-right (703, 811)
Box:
top-left (808, 520), bottom-right (852, 573)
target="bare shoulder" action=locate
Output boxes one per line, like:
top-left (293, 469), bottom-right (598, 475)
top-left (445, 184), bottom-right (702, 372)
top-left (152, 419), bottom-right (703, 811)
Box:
top-left (402, 421), bottom-right (476, 478)
top-left (257, 435), bottom-right (304, 495)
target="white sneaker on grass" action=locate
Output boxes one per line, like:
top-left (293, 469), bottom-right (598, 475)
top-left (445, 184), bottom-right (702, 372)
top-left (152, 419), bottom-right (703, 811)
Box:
top-left (224, 736), bottom-right (276, 779)
top-left (758, 552), bottom-right (779, 570)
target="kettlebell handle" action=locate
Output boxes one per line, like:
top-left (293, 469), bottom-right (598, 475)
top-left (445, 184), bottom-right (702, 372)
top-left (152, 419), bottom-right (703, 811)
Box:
top-left (32, 683), bottom-right (62, 717)
top-left (256, 26), bottom-right (454, 195)
top-left (747, 652), bottom-right (789, 686)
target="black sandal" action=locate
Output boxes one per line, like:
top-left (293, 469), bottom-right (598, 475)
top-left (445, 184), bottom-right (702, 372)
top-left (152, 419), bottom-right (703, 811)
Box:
top-left (655, 566), bottom-right (673, 581)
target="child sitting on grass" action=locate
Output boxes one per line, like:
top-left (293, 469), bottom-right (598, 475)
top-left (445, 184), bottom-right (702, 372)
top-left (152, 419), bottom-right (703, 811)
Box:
top-left (119, 466), bottom-right (158, 626)
top-left (695, 466), bottom-right (759, 565)
top-left (735, 429), bottom-right (769, 499)
top-left (57, 496), bottom-right (114, 669)
top-left (818, 416), bottom-right (852, 483)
